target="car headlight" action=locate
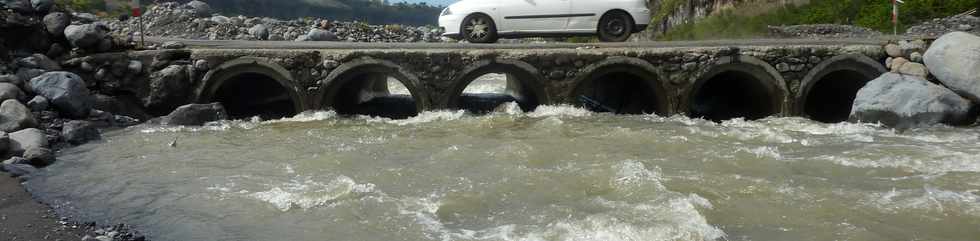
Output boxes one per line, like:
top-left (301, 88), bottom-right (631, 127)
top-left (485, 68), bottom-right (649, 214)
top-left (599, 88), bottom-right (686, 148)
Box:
top-left (441, 8), bottom-right (452, 16)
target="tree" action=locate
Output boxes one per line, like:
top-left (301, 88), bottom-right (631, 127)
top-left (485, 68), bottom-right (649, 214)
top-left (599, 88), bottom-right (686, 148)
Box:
top-left (975, 0), bottom-right (979, 16)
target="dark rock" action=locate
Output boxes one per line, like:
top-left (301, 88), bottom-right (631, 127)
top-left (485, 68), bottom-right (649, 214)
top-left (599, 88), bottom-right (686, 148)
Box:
top-left (186, 0), bottom-right (212, 18)
top-left (3, 0), bottom-right (32, 13)
top-left (923, 32), bottom-right (980, 102)
top-left (64, 23), bottom-right (109, 51)
top-left (62, 120), bottom-right (99, 145)
top-left (144, 65), bottom-right (191, 111)
top-left (46, 43), bottom-right (66, 58)
top-left (161, 103), bottom-right (228, 126)
top-left (0, 83), bottom-right (24, 102)
top-left (22, 147), bottom-right (53, 166)
top-left (85, 109), bottom-right (113, 127)
top-left (16, 53), bottom-right (60, 71)
top-left (30, 71), bottom-right (94, 118)
top-left (113, 115), bottom-right (140, 126)
top-left (8, 128), bottom-right (48, 156)
top-left (72, 12), bottom-right (98, 23)
top-left (26, 95), bottom-right (48, 111)
top-left (850, 73), bottom-right (976, 129)
top-left (0, 99), bottom-right (35, 132)
top-left (2, 163), bottom-right (37, 177)
top-left (93, 94), bottom-right (150, 121)
top-left (0, 75), bottom-right (22, 88)
top-left (30, 0), bottom-right (53, 13)
top-left (0, 131), bottom-right (8, 155)
top-left (15, 68), bottom-right (44, 84)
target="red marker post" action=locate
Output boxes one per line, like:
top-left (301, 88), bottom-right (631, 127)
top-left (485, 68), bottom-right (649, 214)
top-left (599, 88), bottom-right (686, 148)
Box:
top-left (892, 0), bottom-right (904, 35)
top-left (133, 0), bottom-right (144, 48)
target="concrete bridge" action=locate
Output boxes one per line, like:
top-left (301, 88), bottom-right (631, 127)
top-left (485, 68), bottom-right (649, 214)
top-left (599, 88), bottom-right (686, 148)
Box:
top-left (67, 39), bottom-right (889, 123)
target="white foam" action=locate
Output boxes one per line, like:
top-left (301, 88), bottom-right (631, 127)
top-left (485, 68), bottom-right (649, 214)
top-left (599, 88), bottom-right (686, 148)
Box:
top-left (241, 175), bottom-right (376, 211)
top-left (266, 110), bottom-right (338, 123)
top-left (527, 105), bottom-right (593, 118)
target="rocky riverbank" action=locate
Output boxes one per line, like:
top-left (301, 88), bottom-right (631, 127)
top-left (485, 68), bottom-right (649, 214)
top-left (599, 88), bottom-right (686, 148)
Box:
top-left (107, 1), bottom-right (446, 43)
top-left (849, 31), bottom-right (980, 129)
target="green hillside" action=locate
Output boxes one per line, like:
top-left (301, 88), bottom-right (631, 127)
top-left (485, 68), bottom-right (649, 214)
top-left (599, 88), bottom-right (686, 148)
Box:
top-left (659, 0), bottom-right (977, 40)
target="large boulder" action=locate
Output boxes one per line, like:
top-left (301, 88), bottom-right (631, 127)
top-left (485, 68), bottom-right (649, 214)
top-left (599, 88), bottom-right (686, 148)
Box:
top-left (30, 71), bottom-right (94, 118)
top-left (186, 1), bottom-right (212, 18)
top-left (0, 99), bottom-right (36, 133)
top-left (160, 103), bottom-right (228, 126)
top-left (301, 29), bottom-right (338, 41)
top-left (0, 83), bottom-right (25, 102)
top-left (8, 128), bottom-right (47, 156)
top-left (43, 12), bottom-right (70, 37)
top-left (22, 147), bottom-right (53, 166)
top-left (64, 23), bottom-right (109, 51)
top-left (93, 94), bottom-right (150, 120)
top-left (62, 120), bottom-right (100, 145)
top-left (249, 24), bottom-right (270, 40)
top-left (923, 32), bottom-right (980, 102)
top-left (850, 73), bottom-right (977, 129)
top-left (144, 65), bottom-right (192, 111)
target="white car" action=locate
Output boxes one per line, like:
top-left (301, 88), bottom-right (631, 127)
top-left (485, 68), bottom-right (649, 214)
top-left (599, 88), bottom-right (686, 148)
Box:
top-left (439, 0), bottom-right (651, 43)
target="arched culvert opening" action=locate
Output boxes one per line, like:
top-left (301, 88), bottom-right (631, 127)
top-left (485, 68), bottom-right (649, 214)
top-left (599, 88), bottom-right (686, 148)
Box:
top-left (572, 65), bottom-right (669, 115)
top-left (799, 55), bottom-right (885, 123)
top-left (321, 64), bottom-right (423, 119)
top-left (448, 62), bottom-right (548, 114)
top-left (211, 72), bottom-right (299, 120)
top-left (689, 67), bottom-right (782, 122)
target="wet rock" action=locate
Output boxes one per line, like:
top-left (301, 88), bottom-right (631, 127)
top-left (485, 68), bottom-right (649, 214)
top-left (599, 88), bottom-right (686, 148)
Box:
top-left (923, 32), bottom-right (980, 102)
top-left (127, 60), bottom-right (143, 74)
top-left (27, 95), bottom-right (49, 112)
top-left (2, 163), bottom-right (37, 177)
top-left (0, 83), bottom-right (25, 102)
top-left (46, 43), bottom-right (66, 58)
top-left (30, 0), bottom-right (52, 13)
top-left (23, 147), bottom-right (53, 166)
top-left (850, 73), bottom-right (976, 129)
top-left (898, 40), bottom-right (926, 56)
top-left (43, 12), bottom-right (69, 37)
top-left (30, 71), bottom-right (94, 118)
top-left (16, 53), bottom-right (60, 71)
top-left (9, 128), bottom-right (48, 156)
top-left (160, 103), bottom-right (228, 126)
top-left (65, 23), bottom-right (110, 51)
top-left (186, 0), bottom-right (212, 18)
top-left (3, 0), bottom-right (32, 13)
top-left (909, 52), bottom-right (923, 63)
top-left (72, 12), bottom-right (98, 23)
top-left (193, 59), bottom-right (209, 71)
top-left (62, 120), bottom-right (100, 145)
top-left (145, 65), bottom-right (192, 111)
top-left (2, 157), bottom-right (29, 166)
top-left (0, 99), bottom-right (36, 132)
top-left (249, 24), bottom-right (269, 40)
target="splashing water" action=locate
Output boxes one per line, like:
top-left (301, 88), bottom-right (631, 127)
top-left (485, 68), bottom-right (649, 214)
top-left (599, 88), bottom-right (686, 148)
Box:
top-left (26, 106), bottom-right (980, 241)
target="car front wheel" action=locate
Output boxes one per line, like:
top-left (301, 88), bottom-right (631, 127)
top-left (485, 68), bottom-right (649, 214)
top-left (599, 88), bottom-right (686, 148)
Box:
top-left (462, 14), bottom-right (498, 43)
top-left (598, 11), bottom-right (633, 42)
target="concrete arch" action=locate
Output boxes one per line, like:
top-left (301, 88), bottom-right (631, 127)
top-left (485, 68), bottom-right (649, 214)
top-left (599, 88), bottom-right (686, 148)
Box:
top-left (685, 55), bottom-right (789, 121)
top-left (445, 58), bottom-right (550, 112)
top-left (570, 56), bottom-right (673, 115)
top-left (317, 57), bottom-right (430, 118)
top-left (198, 57), bottom-right (306, 119)
top-left (797, 54), bottom-right (886, 122)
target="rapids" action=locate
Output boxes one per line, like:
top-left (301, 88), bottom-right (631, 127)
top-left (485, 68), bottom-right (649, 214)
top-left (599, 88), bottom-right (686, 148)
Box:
top-left (25, 105), bottom-right (980, 241)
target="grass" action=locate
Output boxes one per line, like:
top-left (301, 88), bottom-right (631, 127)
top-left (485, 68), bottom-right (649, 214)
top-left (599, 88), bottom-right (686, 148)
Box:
top-left (657, 0), bottom-right (977, 40)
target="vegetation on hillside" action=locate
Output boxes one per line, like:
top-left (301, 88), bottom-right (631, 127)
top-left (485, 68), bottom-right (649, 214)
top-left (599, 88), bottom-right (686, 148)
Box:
top-left (659, 0), bottom-right (977, 40)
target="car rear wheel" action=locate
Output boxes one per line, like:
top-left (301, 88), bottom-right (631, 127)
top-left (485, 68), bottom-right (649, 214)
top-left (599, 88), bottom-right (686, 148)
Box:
top-left (462, 14), bottom-right (498, 43)
top-left (598, 11), bottom-right (633, 42)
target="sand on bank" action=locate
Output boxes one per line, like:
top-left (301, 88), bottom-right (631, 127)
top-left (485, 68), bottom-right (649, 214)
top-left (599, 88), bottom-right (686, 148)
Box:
top-left (0, 175), bottom-right (85, 241)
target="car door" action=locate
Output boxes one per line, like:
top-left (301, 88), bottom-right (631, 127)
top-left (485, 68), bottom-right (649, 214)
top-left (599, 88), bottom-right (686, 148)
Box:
top-left (497, 0), bottom-right (571, 32)
top-left (566, 0), bottom-right (604, 32)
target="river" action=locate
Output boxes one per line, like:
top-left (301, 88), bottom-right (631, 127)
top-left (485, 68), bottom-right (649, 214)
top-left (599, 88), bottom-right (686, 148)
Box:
top-left (23, 77), bottom-right (980, 241)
